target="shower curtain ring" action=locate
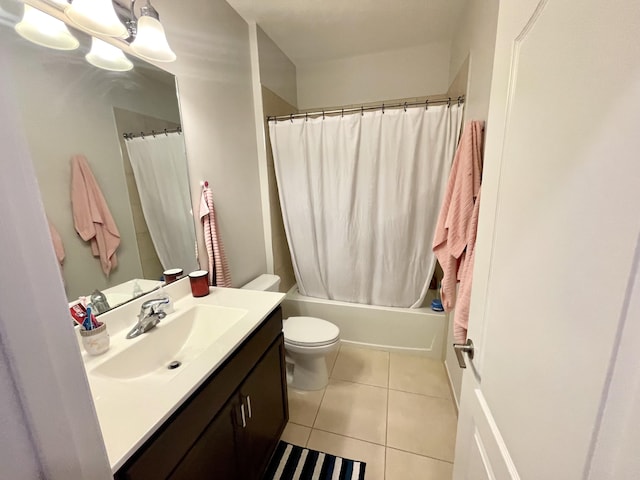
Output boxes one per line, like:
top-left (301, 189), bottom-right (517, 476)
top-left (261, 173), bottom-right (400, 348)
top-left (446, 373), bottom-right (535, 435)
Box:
top-left (458, 96), bottom-right (462, 106)
top-left (382, 103), bottom-right (385, 114)
top-left (151, 130), bottom-right (156, 137)
top-left (322, 110), bottom-right (325, 120)
top-left (290, 114), bottom-right (293, 123)
top-left (341, 108), bottom-right (344, 118)
top-left (140, 132), bottom-right (145, 139)
top-left (361, 106), bottom-right (364, 116)
top-left (305, 113), bottom-right (308, 122)
top-left (404, 102), bottom-right (407, 112)
top-left (164, 128), bottom-right (168, 136)
top-left (425, 100), bottom-right (429, 110)
top-left (447, 97), bottom-right (451, 108)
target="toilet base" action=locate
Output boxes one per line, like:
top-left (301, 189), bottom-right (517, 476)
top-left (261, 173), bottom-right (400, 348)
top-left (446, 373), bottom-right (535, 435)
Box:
top-left (286, 351), bottom-right (330, 391)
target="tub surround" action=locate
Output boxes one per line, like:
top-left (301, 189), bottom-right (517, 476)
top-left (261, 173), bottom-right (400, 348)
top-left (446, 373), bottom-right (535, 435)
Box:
top-left (78, 278), bottom-right (285, 472)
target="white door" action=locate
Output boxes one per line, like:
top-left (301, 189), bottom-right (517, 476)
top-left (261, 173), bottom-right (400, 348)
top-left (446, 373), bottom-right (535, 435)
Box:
top-left (453, 1), bottom-right (640, 479)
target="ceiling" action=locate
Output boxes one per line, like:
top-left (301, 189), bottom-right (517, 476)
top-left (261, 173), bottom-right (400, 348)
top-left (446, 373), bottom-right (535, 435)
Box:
top-left (226, 0), bottom-right (467, 65)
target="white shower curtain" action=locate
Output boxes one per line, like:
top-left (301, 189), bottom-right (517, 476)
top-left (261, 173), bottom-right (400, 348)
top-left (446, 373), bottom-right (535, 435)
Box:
top-left (125, 134), bottom-right (198, 274)
top-left (269, 104), bottom-right (463, 308)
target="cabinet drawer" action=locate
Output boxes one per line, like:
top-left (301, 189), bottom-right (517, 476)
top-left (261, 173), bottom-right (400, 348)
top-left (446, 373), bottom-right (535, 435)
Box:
top-left (116, 306), bottom-right (283, 480)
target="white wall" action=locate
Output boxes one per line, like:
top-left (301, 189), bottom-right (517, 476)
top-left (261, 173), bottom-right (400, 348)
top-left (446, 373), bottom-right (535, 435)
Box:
top-left (448, 0), bottom-right (500, 121)
top-left (152, 0), bottom-right (268, 287)
top-left (444, 0), bottom-right (500, 405)
top-left (257, 26), bottom-right (298, 108)
top-left (296, 42), bottom-right (451, 110)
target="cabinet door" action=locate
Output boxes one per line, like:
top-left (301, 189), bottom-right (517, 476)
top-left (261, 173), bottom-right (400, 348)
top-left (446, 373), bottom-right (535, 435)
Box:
top-left (168, 398), bottom-right (241, 480)
top-left (239, 336), bottom-right (288, 480)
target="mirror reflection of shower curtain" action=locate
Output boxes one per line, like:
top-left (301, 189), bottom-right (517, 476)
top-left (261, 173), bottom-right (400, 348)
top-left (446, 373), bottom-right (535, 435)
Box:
top-left (125, 134), bottom-right (198, 274)
top-left (269, 105), bottom-right (463, 308)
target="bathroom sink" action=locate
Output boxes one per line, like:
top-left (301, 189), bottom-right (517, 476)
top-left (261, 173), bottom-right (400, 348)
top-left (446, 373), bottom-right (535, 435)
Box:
top-left (92, 305), bottom-right (247, 381)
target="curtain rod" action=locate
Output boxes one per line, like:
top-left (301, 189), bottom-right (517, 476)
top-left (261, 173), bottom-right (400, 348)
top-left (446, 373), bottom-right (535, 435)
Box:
top-left (123, 126), bottom-right (182, 140)
top-left (267, 96), bottom-right (464, 122)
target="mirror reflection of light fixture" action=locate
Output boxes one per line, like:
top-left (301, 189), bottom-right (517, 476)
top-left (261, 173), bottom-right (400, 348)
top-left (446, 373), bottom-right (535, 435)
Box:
top-left (15, 4), bottom-right (79, 51)
top-left (65, 0), bottom-right (128, 38)
top-left (129, 1), bottom-right (176, 63)
top-left (86, 37), bottom-right (133, 71)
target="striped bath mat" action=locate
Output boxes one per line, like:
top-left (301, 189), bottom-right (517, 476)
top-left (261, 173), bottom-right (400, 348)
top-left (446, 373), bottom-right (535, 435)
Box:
top-left (264, 441), bottom-right (366, 480)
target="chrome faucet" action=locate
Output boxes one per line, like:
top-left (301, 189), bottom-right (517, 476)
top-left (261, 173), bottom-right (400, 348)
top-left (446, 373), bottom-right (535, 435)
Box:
top-left (126, 297), bottom-right (170, 339)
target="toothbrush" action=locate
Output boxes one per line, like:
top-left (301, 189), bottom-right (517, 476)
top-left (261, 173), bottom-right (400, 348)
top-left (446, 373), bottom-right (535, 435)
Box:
top-left (83, 305), bottom-right (93, 330)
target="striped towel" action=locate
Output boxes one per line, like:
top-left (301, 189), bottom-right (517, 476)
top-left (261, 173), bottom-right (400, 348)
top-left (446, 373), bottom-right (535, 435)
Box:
top-left (199, 185), bottom-right (231, 287)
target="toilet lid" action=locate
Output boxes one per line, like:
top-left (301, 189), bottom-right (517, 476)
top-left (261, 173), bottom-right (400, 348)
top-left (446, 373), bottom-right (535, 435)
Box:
top-left (283, 316), bottom-right (340, 347)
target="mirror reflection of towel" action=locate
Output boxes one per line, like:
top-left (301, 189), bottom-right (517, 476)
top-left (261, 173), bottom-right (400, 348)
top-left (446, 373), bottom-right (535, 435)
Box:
top-left (47, 219), bottom-right (65, 265)
top-left (71, 154), bottom-right (120, 276)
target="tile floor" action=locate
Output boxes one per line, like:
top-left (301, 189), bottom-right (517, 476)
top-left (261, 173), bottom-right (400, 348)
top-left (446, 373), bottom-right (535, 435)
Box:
top-left (280, 344), bottom-right (457, 480)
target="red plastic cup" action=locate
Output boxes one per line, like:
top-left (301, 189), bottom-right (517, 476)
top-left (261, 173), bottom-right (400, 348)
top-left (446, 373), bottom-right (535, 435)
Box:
top-left (189, 270), bottom-right (209, 297)
top-left (163, 268), bottom-right (183, 284)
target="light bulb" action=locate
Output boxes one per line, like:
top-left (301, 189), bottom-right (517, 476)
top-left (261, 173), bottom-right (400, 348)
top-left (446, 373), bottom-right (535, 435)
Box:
top-left (131, 15), bottom-right (176, 62)
top-left (86, 37), bottom-right (133, 72)
top-left (65, 0), bottom-right (127, 37)
top-left (15, 5), bottom-right (79, 51)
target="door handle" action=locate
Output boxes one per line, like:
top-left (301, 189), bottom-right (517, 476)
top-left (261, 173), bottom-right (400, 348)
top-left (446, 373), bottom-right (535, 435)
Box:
top-left (246, 395), bottom-right (252, 419)
top-left (240, 403), bottom-right (247, 428)
top-left (453, 339), bottom-right (474, 369)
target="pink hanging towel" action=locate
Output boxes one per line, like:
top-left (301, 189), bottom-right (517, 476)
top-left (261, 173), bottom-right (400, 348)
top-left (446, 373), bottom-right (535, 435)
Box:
top-left (432, 121), bottom-right (483, 341)
top-left (452, 189), bottom-right (482, 343)
top-left (71, 155), bottom-right (120, 276)
top-left (47, 219), bottom-right (65, 265)
top-left (199, 185), bottom-right (231, 287)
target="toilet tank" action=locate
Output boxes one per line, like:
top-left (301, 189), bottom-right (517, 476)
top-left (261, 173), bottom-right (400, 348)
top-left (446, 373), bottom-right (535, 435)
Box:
top-left (241, 274), bottom-right (281, 292)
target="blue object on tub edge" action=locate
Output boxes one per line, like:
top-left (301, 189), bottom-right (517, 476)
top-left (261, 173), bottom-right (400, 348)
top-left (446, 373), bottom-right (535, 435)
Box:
top-left (431, 299), bottom-right (444, 312)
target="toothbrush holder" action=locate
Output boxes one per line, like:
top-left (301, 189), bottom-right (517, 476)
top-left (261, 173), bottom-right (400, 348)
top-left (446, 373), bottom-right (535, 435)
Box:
top-left (79, 323), bottom-right (110, 356)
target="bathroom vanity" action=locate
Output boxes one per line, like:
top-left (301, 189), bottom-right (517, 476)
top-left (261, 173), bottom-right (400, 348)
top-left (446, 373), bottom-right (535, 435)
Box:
top-left (79, 280), bottom-right (287, 479)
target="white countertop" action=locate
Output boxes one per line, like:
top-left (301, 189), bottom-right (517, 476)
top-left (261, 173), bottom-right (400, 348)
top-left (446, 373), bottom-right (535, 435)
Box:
top-left (78, 279), bottom-right (285, 472)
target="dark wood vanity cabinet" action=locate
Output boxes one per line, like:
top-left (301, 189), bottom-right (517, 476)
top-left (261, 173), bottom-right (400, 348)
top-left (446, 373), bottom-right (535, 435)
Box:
top-left (115, 306), bottom-right (288, 480)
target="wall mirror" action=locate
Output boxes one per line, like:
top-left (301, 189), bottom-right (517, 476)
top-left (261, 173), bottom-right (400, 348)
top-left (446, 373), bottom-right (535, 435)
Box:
top-left (0, 0), bottom-right (198, 313)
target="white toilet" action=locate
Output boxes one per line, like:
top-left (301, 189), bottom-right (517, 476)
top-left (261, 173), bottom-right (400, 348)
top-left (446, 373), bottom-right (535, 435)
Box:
top-left (241, 275), bottom-right (340, 391)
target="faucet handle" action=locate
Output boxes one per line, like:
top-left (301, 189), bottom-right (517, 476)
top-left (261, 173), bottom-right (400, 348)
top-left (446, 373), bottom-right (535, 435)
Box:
top-left (140, 297), bottom-right (170, 316)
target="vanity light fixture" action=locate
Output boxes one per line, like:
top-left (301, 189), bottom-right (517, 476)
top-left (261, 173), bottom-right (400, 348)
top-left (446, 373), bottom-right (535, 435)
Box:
top-left (86, 37), bottom-right (133, 71)
top-left (15, 4), bottom-right (79, 51)
top-left (65, 0), bottom-right (128, 38)
top-left (129, 0), bottom-right (176, 63)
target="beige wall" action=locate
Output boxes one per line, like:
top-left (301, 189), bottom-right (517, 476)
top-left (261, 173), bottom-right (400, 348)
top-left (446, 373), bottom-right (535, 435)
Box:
top-left (449, 0), bottom-right (500, 122)
top-left (151, 0), bottom-right (268, 287)
top-left (257, 26), bottom-right (297, 107)
top-left (261, 87), bottom-right (297, 292)
top-left (296, 42), bottom-right (451, 110)
top-left (444, 0), bottom-right (500, 404)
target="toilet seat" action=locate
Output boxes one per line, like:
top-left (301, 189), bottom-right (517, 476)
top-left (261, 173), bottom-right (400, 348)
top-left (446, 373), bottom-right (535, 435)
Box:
top-left (283, 316), bottom-right (340, 348)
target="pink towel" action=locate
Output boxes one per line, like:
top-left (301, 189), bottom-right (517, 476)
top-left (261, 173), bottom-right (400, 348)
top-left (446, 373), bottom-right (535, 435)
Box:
top-left (71, 155), bottom-right (120, 276)
top-left (453, 189), bottom-right (482, 343)
top-left (47, 219), bottom-right (65, 265)
top-left (432, 121), bottom-right (484, 313)
top-left (199, 186), bottom-right (231, 287)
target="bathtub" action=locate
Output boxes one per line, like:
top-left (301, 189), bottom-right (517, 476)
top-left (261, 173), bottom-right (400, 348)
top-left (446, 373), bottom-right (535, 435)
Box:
top-left (281, 286), bottom-right (448, 360)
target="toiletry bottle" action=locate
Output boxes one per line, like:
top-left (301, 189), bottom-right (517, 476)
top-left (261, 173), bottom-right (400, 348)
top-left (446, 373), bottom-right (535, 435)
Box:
top-left (132, 280), bottom-right (144, 297)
